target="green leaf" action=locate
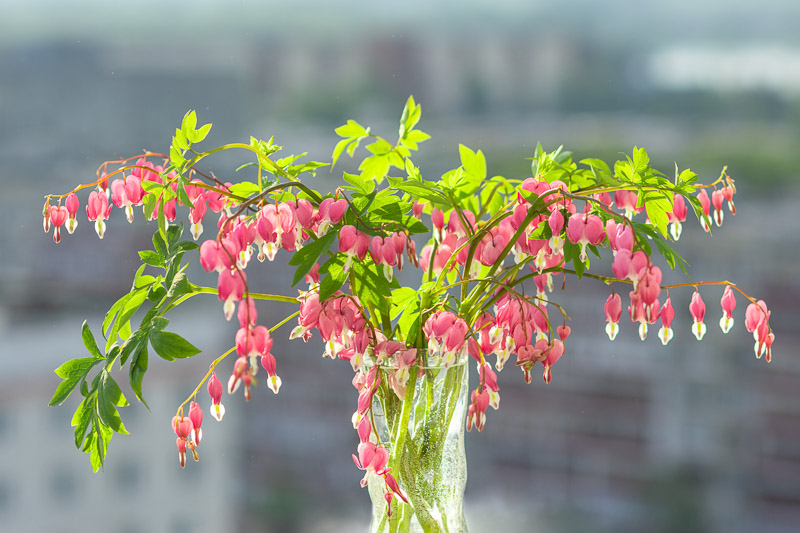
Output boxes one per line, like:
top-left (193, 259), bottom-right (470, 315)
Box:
top-left (359, 154), bottom-right (391, 183)
top-left (228, 181), bottom-right (261, 198)
top-left (190, 123), bottom-right (212, 144)
top-left (142, 193), bottom-right (157, 220)
top-left (181, 110), bottom-right (197, 137)
top-left (393, 182), bottom-right (449, 207)
top-left (288, 231), bottom-right (337, 286)
top-left (644, 193), bottom-right (673, 238)
top-left (343, 172), bottom-right (375, 194)
top-left (351, 261), bottom-right (395, 316)
top-left (149, 330), bottom-right (201, 361)
top-left (318, 255), bottom-right (349, 301)
top-left (399, 95), bottom-right (422, 138)
top-left (631, 146), bottom-right (650, 176)
top-left (173, 128), bottom-right (189, 151)
top-left (166, 271), bottom-right (192, 298)
top-left (397, 299), bottom-right (420, 342)
top-left (138, 250), bottom-right (165, 268)
top-left (157, 203), bottom-right (167, 243)
top-left (120, 329), bottom-right (148, 366)
top-left (106, 288), bottom-right (148, 352)
top-left (459, 144), bottom-right (487, 181)
top-left (71, 397), bottom-right (93, 449)
top-left (153, 232), bottom-right (168, 260)
top-left (336, 119), bottom-right (369, 139)
top-left (140, 180), bottom-right (163, 194)
top-left (390, 287), bottom-right (417, 320)
top-left (98, 371), bottom-right (128, 434)
top-left (81, 321), bottom-right (103, 359)
top-left (129, 343), bottom-right (149, 409)
top-left (50, 357), bottom-right (100, 406)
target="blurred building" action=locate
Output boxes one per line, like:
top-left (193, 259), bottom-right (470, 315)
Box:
top-left (2, 2), bottom-right (800, 532)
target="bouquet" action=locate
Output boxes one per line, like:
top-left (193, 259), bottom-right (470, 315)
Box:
top-left (43, 97), bottom-right (774, 532)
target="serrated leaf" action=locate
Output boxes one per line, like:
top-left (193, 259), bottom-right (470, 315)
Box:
top-left (288, 231), bottom-right (337, 286)
top-left (149, 330), bottom-right (201, 361)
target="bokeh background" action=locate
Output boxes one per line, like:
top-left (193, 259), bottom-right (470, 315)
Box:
top-left (2, 1), bottom-right (799, 532)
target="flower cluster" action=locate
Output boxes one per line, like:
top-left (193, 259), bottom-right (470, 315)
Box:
top-left (45, 105), bottom-right (774, 528)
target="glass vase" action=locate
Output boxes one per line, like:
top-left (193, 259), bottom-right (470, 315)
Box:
top-left (367, 354), bottom-right (469, 533)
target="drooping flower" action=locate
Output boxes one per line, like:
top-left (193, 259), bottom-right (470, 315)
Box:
top-left (172, 416), bottom-right (195, 468)
top-left (316, 198), bottom-right (347, 235)
top-left (189, 401), bottom-right (203, 446)
top-left (719, 286), bottom-right (736, 334)
top-left (745, 300), bottom-right (772, 360)
top-left (207, 371), bottom-right (225, 421)
top-left (604, 293), bottom-right (622, 341)
top-left (566, 213), bottom-right (604, 262)
top-left (711, 189), bottom-right (725, 227)
top-left (110, 176), bottom-right (144, 223)
top-left (217, 268), bottom-right (246, 321)
top-left (658, 296), bottom-right (675, 345)
top-left (65, 193), bottom-right (79, 234)
top-left (689, 291), bottom-right (707, 341)
top-left (667, 193), bottom-right (687, 241)
top-left (260, 353), bottom-right (282, 394)
top-left (86, 190), bottom-right (112, 239)
top-left (49, 205), bottom-right (69, 244)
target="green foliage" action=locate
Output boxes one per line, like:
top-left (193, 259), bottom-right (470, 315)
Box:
top-left (50, 98), bottom-right (728, 473)
top-left (289, 231), bottom-right (337, 286)
top-left (53, 224), bottom-right (203, 471)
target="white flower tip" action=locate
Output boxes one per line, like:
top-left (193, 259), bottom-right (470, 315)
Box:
top-left (605, 322), bottom-right (619, 341)
top-left (638, 322), bottom-right (648, 341)
top-left (268, 375), bottom-right (282, 394)
top-left (191, 222), bottom-right (203, 241)
top-left (659, 326), bottom-right (673, 346)
top-left (223, 299), bottom-right (236, 321)
top-left (719, 315), bottom-right (734, 334)
top-left (227, 374), bottom-right (240, 395)
top-left (210, 403), bottom-right (225, 422)
top-left (692, 321), bottom-right (707, 341)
